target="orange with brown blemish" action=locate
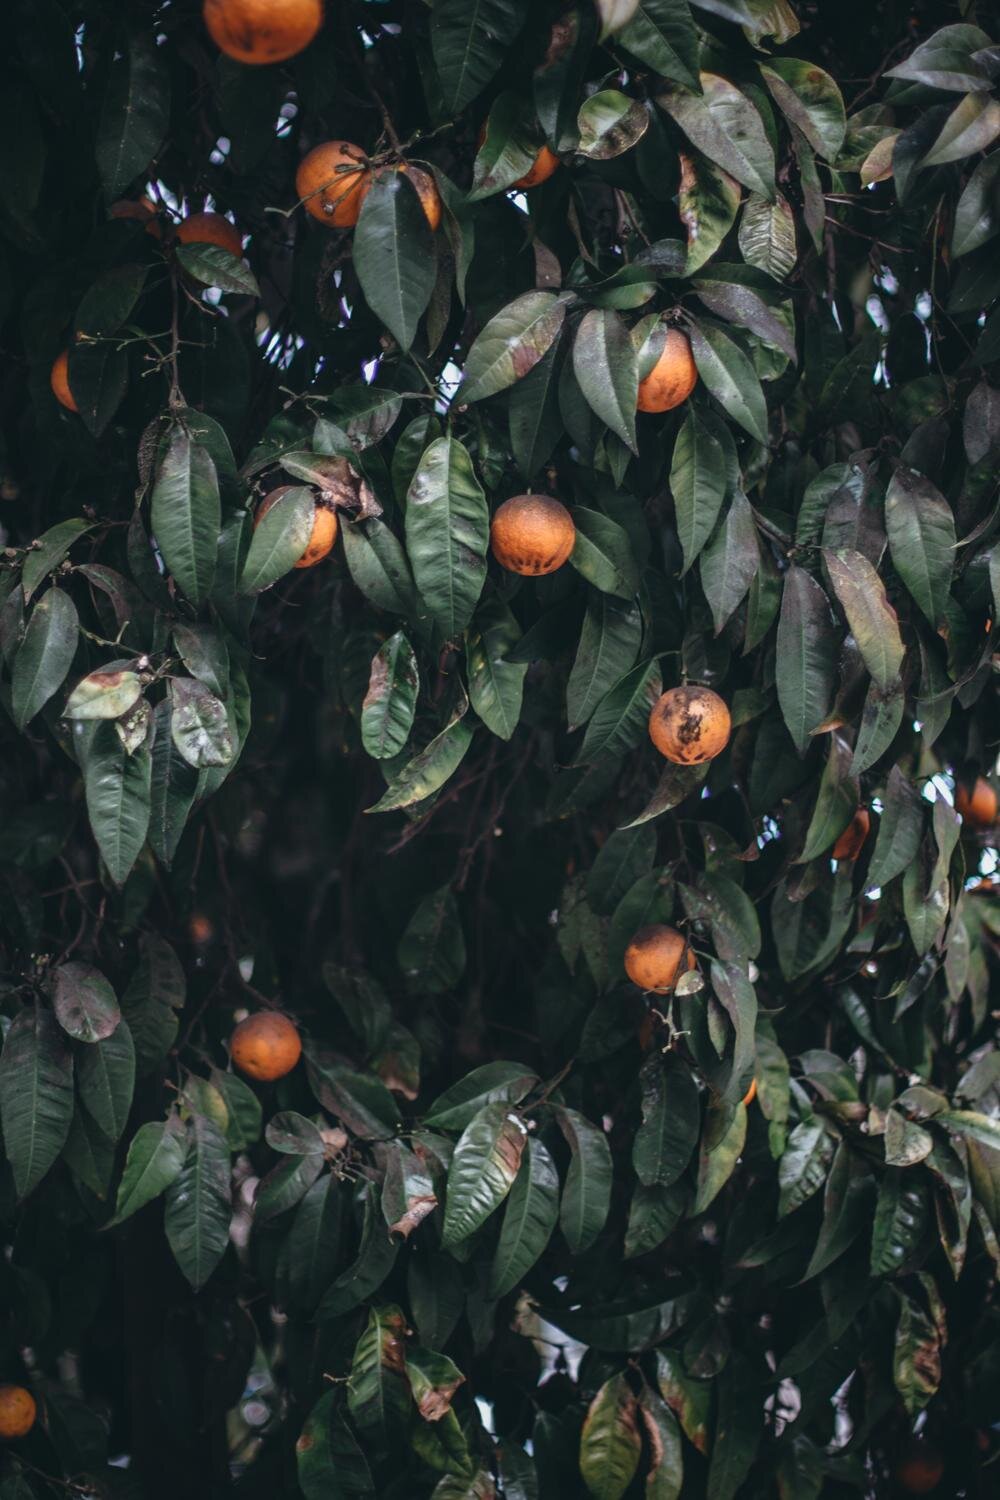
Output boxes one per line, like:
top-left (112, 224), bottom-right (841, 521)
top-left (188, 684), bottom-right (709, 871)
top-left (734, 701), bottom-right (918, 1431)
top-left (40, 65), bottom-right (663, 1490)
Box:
top-left (648, 685), bottom-right (731, 765)
top-left (490, 494), bottom-right (576, 576)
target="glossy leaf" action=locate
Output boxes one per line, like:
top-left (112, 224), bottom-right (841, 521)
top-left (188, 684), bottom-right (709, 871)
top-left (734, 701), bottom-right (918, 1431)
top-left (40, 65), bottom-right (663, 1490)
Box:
top-left (441, 1102), bottom-right (527, 1248)
top-left (579, 1375), bottom-right (642, 1500)
top-left (11, 588), bottom-right (78, 730)
top-left (885, 466), bottom-right (955, 628)
top-left (107, 1117), bottom-right (187, 1227)
top-left (362, 632), bottom-right (419, 759)
top-left (0, 1003), bottom-right (74, 1198)
top-left (670, 406), bottom-right (727, 573)
top-left (151, 431), bottom-right (220, 609)
top-left (405, 438), bottom-right (489, 641)
top-left (354, 173), bottom-right (436, 352)
top-left (557, 1106), bottom-right (613, 1252)
top-left (489, 1137), bottom-right (559, 1297)
top-left (658, 73), bottom-right (775, 199)
top-left (775, 566), bottom-right (838, 753)
top-left (573, 310), bottom-right (639, 453)
top-left (461, 292), bottom-right (569, 403)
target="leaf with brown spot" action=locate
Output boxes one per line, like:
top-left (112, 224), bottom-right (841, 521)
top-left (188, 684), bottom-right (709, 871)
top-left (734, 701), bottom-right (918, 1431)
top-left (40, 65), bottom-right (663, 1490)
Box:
top-left (407, 1346), bottom-right (466, 1421)
top-left (441, 1101), bottom-right (527, 1248)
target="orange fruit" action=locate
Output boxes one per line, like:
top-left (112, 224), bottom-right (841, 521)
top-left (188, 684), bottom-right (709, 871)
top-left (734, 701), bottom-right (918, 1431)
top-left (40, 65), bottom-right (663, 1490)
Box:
top-left (203, 0), bottom-right (323, 65)
top-left (231, 1011), bottom-right (302, 1082)
top-left (397, 164), bottom-right (442, 231)
top-left (742, 1077), bottom-right (757, 1107)
top-left (648, 685), bottom-right (731, 765)
top-left (176, 212), bottom-right (244, 259)
top-left (637, 329), bottom-right (698, 413)
top-left (895, 1440), bottom-right (944, 1494)
top-left (514, 145), bottom-right (560, 189)
top-left (296, 141), bottom-right (370, 227)
top-left (490, 494), bottom-right (576, 576)
top-left (832, 808), bottom-right (871, 861)
top-left (0, 1384), bottom-right (36, 1439)
top-left (256, 486), bottom-right (338, 568)
top-left (188, 912), bottom-right (215, 945)
top-left (624, 925), bottom-right (696, 994)
top-left (955, 775), bottom-right (997, 828)
top-left (50, 350), bottom-right (78, 413)
top-left (110, 197), bottom-right (162, 238)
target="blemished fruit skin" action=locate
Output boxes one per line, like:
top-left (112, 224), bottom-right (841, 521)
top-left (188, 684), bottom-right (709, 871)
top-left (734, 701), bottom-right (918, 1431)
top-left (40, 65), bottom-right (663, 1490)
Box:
top-left (490, 495), bottom-right (576, 576)
top-left (203, 0), bottom-right (323, 65)
top-left (648, 685), bottom-right (731, 764)
top-left (296, 141), bottom-right (369, 227)
top-left (624, 925), bottom-right (695, 993)
top-left (514, 146), bottom-right (560, 189)
top-left (637, 329), bottom-right (698, 413)
top-left (832, 807), bottom-right (871, 861)
top-left (955, 775), bottom-right (997, 827)
top-left (0, 1384), bottom-right (36, 1438)
top-left (231, 1012), bottom-right (302, 1082)
top-left (50, 351), bottom-right (78, 413)
top-left (256, 487), bottom-right (338, 568)
top-left (176, 212), bottom-right (244, 259)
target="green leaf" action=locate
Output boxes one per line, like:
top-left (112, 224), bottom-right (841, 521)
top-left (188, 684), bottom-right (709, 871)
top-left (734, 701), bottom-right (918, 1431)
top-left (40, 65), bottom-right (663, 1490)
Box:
top-left (0, 1003), bottom-right (74, 1198)
top-left (398, 885), bottom-right (466, 994)
top-left (705, 1356), bottom-right (761, 1500)
top-left (431, 0), bottom-right (528, 115)
top-left (95, 27), bottom-right (169, 195)
top-left (884, 23), bottom-right (994, 91)
top-left (693, 267), bottom-right (797, 358)
top-left (347, 1305), bottom-right (411, 1438)
top-left (297, 1390), bottom-right (375, 1500)
top-left (405, 437), bottom-right (489, 640)
top-left (654, 1350), bottom-right (710, 1454)
top-left (579, 1374), bottom-right (642, 1500)
top-left (678, 150), bottom-right (741, 275)
top-left (556, 1106), bottom-right (613, 1252)
top-left (468, 91), bottom-right (541, 199)
top-left (424, 1062), bottom-right (539, 1132)
top-left (778, 1120), bottom-right (834, 1217)
top-left (148, 701), bottom-right (198, 869)
top-left (921, 92), bottom-right (1000, 168)
top-left (658, 73), bottom-right (775, 199)
top-left (688, 320), bottom-right (769, 444)
top-left (342, 517), bottom-right (417, 617)
top-left (366, 699), bottom-right (474, 814)
top-left (617, 1), bottom-right (700, 92)
top-left (867, 767), bottom-right (924, 889)
top-left (64, 669), bottom-right (142, 721)
top-left (760, 60), bottom-right (846, 162)
top-left (736, 192), bottom-right (797, 281)
top-left (51, 962), bottom-right (120, 1044)
top-left (164, 1114), bottom-right (232, 1289)
top-left (83, 721), bottom-right (151, 886)
top-left (670, 406), bottom-right (727, 574)
top-left (239, 486), bottom-right (314, 593)
top-left (11, 588), bottom-right (78, 730)
top-left (461, 292), bottom-right (569, 403)
top-left (798, 734), bottom-right (857, 863)
top-left (893, 1286), bottom-right (942, 1415)
top-left (884, 466), bottom-right (955, 628)
top-left (575, 659), bottom-right (661, 765)
top-left (489, 1137), bottom-right (559, 1297)
top-left (570, 508), bottom-right (641, 598)
top-left (176, 243), bottom-right (259, 297)
top-left (441, 1101), bottom-right (527, 1248)
top-left (639, 1385), bottom-right (683, 1500)
top-left (354, 172), bottom-right (435, 352)
top-left (76, 1021), bottom-right (135, 1143)
top-left (362, 631), bottom-right (419, 759)
top-left (151, 430), bottom-right (220, 609)
top-left (573, 310), bottom-right (639, 453)
top-left (509, 341), bottom-right (564, 481)
top-left (21, 518), bottom-right (94, 602)
top-left (319, 1180), bottom-right (399, 1318)
top-left (107, 1117), bottom-right (186, 1227)
top-left (587, 826), bottom-right (656, 915)
top-left (577, 90), bottom-right (650, 159)
top-left (775, 565), bottom-right (837, 753)
top-left (633, 1054), bottom-right (700, 1188)
top-left (802, 1142), bottom-right (872, 1280)
top-left (567, 594), bottom-right (642, 729)
top-left (824, 548), bottom-right (904, 692)
top-left (699, 491), bottom-right (758, 631)
top-left (121, 933), bottom-right (185, 1076)
top-left (169, 677), bottom-right (234, 769)
top-left (870, 1170), bottom-right (931, 1276)
top-left (952, 154), bottom-right (1000, 257)
top-left (466, 598), bottom-right (527, 741)
top-left (693, 1102), bottom-right (746, 1213)
top-left (287, 1174), bottom-right (344, 1312)
top-left (937, 1110), bottom-right (1000, 1153)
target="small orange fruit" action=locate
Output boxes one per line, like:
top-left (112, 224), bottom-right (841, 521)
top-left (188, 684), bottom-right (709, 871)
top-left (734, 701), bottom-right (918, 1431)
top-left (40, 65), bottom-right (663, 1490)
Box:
top-left (50, 350), bottom-right (78, 413)
top-left (955, 775), bottom-right (997, 828)
top-left (490, 494), bottom-right (576, 576)
top-left (296, 141), bottom-right (370, 227)
top-left (742, 1077), bottom-right (757, 1107)
top-left (637, 329), bottom-right (698, 413)
top-left (0, 1384), bottom-right (36, 1439)
top-left (895, 1439), bottom-right (944, 1494)
top-left (256, 486), bottom-right (338, 568)
top-left (188, 912), bottom-right (215, 946)
top-left (648, 685), bottom-right (731, 765)
top-left (203, 0), bottom-right (323, 65)
top-left (832, 808), bottom-right (871, 862)
top-left (624, 925), bottom-right (696, 994)
top-left (514, 145), bottom-right (560, 189)
top-left (231, 1011), bottom-right (302, 1082)
top-left (176, 212), bottom-right (244, 259)
top-left (110, 196), bottom-right (162, 238)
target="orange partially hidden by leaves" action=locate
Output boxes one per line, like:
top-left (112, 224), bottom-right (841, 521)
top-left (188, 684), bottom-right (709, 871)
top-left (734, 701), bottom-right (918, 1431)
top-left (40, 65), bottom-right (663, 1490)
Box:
top-left (231, 1011), bottom-right (302, 1082)
top-left (895, 1440), bottom-right (944, 1494)
top-left (176, 212), bottom-right (244, 259)
top-left (742, 1077), bottom-right (757, 1107)
top-left (514, 145), bottom-right (560, 189)
top-left (110, 196), bottom-right (162, 237)
top-left (256, 486), bottom-right (338, 568)
top-left (490, 494), bottom-right (576, 576)
top-left (649, 685), bottom-right (731, 765)
top-left (203, 0), bottom-right (323, 65)
top-left (832, 807), bottom-right (871, 861)
top-left (955, 775), bottom-right (997, 828)
top-left (50, 350), bottom-right (78, 413)
top-left (0, 1384), bottom-right (36, 1439)
top-left (637, 329), bottom-right (698, 413)
top-left (624, 925), bottom-right (695, 994)
top-left (396, 164), bottom-right (442, 231)
top-left (296, 141), bottom-right (370, 227)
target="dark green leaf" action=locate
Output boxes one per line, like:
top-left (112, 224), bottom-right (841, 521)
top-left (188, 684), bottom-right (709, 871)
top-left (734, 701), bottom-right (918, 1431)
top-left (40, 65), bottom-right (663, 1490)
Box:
top-left (633, 1054), bottom-right (700, 1188)
top-left (0, 1003), bottom-right (74, 1198)
top-left (579, 1374), bottom-right (642, 1500)
top-left (431, 0), bottom-right (528, 115)
top-left (354, 172), bottom-right (435, 352)
top-left (885, 466), bottom-right (955, 628)
top-left (658, 74), bottom-right (775, 199)
top-left (239, 487), bottom-right (314, 593)
top-left (556, 1106), bottom-right (613, 1252)
top-left (11, 588), bottom-right (78, 730)
top-left (688, 320), bottom-right (769, 444)
top-left (151, 430), bottom-right (220, 608)
top-left (573, 310), bottom-right (639, 453)
top-left (461, 292), bottom-right (569, 403)
top-left (489, 1137), bottom-right (559, 1297)
top-left (406, 437), bottom-right (488, 640)
top-left (670, 407), bottom-right (727, 574)
top-left (95, 28), bottom-right (169, 195)
top-left (775, 565), bottom-right (837, 753)
top-left (567, 594), bottom-right (642, 729)
top-left (83, 721), bottom-right (151, 886)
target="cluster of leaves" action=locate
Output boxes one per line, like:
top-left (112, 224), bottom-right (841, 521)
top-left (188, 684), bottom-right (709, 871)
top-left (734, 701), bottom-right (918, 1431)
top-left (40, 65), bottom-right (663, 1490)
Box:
top-left (0, 0), bottom-right (999, 1497)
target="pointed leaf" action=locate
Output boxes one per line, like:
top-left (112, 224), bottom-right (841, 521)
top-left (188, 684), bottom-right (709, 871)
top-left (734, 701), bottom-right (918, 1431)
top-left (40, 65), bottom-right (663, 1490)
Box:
top-left (824, 548), bottom-right (904, 692)
top-left (658, 73), bottom-right (775, 199)
top-left (164, 1114), bottom-right (232, 1290)
top-left (556, 1106), bottom-right (613, 1252)
top-left (11, 588), bottom-right (78, 730)
top-left (885, 466), bottom-right (955, 628)
top-left (461, 292), bottom-right (568, 403)
top-left (489, 1137), bottom-right (559, 1297)
top-left (354, 172), bottom-right (436, 352)
top-left (441, 1101), bottom-right (527, 1248)
top-left (51, 963), bottom-right (120, 1044)
top-left (775, 565), bottom-right (837, 753)
top-left (405, 437), bottom-right (489, 640)
top-left (0, 1004), bottom-right (74, 1198)
top-left (151, 431), bottom-right (220, 608)
top-left (573, 310), bottom-right (639, 452)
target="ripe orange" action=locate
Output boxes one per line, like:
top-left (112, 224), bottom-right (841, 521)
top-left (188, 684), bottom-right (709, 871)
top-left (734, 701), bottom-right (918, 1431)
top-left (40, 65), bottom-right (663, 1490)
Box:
top-left (624, 925), bottom-right (695, 993)
top-left (514, 145), bottom-right (560, 189)
top-left (894, 1439), bottom-right (944, 1494)
top-left (955, 775), bottom-right (997, 828)
top-left (203, 0), bottom-right (323, 65)
top-left (0, 1384), bottom-right (36, 1439)
top-left (742, 1077), bottom-right (757, 1107)
top-left (231, 1011), bottom-right (302, 1082)
top-left (256, 486), bottom-right (338, 568)
top-left (176, 212), bottom-right (244, 259)
top-left (637, 329), bottom-right (698, 413)
top-left (490, 494), bottom-right (576, 576)
top-left (50, 350), bottom-right (78, 413)
top-left (188, 912), bottom-right (215, 945)
top-left (648, 685), bottom-right (731, 765)
top-left (832, 808), bottom-right (871, 861)
top-left (296, 141), bottom-right (370, 227)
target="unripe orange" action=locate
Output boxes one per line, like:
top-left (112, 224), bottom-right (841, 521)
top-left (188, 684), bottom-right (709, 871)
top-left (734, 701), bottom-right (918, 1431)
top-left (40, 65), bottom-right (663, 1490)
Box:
top-left (0, 1384), bottom-right (36, 1439)
top-left (231, 1012), bottom-right (302, 1082)
top-left (648, 685), bottom-right (730, 765)
top-left (490, 494), bottom-right (576, 576)
top-left (256, 487), bottom-right (338, 568)
top-left (624, 925), bottom-right (695, 993)
top-left (832, 808), bottom-right (870, 861)
top-left (50, 350), bottom-right (78, 413)
top-left (637, 330), bottom-right (698, 413)
top-left (176, 212), bottom-right (244, 259)
top-left (203, 0), bottom-right (323, 65)
top-left (955, 775), bottom-right (997, 828)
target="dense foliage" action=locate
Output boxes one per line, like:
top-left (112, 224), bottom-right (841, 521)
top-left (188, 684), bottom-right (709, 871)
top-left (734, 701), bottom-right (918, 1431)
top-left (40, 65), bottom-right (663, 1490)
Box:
top-left (0, 0), bottom-right (999, 1495)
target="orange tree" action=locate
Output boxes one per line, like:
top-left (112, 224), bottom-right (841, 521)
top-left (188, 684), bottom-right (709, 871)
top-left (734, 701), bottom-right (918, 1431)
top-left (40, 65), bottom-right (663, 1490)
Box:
top-left (0, 0), bottom-right (999, 1496)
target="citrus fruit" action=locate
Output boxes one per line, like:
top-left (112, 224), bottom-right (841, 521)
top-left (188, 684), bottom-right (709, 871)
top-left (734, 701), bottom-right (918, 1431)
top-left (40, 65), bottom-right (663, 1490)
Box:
top-left (231, 1011), bottom-right (302, 1082)
top-left (188, 912), bottom-right (215, 945)
top-left (894, 1439), bottom-right (944, 1494)
top-left (256, 486), bottom-right (338, 568)
top-left (490, 494), bottom-right (576, 576)
top-left (955, 775), bottom-right (997, 827)
top-left (637, 329), bottom-right (698, 413)
top-left (50, 351), bottom-right (78, 413)
top-left (514, 145), bottom-right (560, 189)
top-left (648, 685), bottom-right (731, 765)
top-left (203, 0), bottom-right (323, 65)
top-left (0, 1384), bottom-right (36, 1439)
top-left (176, 212), bottom-right (244, 259)
top-left (742, 1078), bottom-right (757, 1107)
top-left (832, 808), bottom-right (871, 861)
top-left (110, 197), bottom-right (162, 237)
top-left (624, 925), bottom-right (695, 993)
top-left (296, 141), bottom-right (370, 227)
top-left (397, 164), bottom-right (442, 231)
